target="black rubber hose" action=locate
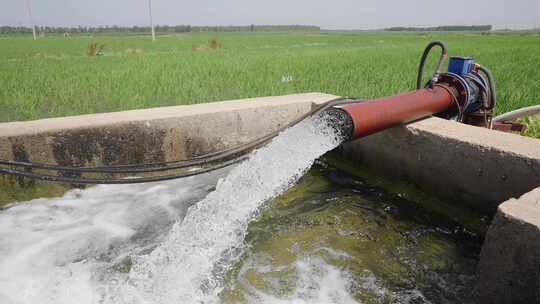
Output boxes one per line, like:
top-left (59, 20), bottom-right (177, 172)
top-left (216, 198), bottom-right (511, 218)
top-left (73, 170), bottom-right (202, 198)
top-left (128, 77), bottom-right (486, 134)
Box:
top-left (477, 65), bottom-right (497, 110)
top-left (0, 155), bottom-right (246, 185)
top-left (471, 71), bottom-right (492, 110)
top-left (416, 41), bottom-right (449, 90)
top-left (464, 73), bottom-right (489, 109)
top-left (0, 149), bottom-right (245, 174)
top-left (0, 97), bottom-right (362, 184)
top-left (0, 97), bottom-right (358, 174)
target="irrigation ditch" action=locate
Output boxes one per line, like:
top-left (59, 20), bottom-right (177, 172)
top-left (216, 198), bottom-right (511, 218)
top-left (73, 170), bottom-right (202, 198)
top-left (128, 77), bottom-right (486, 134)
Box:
top-left (0, 92), bottom-right (539, 302)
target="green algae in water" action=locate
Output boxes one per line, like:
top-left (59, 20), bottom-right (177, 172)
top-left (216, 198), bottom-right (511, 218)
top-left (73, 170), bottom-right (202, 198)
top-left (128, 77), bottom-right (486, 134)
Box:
top-left (0, 175), bottom-right (72, 208)
top-left (221, 160), bottom-right (483, 303)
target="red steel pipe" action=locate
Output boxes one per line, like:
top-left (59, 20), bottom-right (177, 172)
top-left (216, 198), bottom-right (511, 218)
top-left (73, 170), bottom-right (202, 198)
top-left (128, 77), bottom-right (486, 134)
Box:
top-left (341, 85), bottom-right (457, 140)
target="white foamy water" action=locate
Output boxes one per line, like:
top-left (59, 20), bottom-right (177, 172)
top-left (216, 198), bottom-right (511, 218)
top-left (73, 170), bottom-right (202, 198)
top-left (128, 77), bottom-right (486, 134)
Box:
top-left (233, 249), bottom-right (431, 304)
top-left (233, 249), bottom-right (359, 304)
top-left (0, 114), bottom-right (347, 304)
top-left (0, 169), bottom-right (228, 304)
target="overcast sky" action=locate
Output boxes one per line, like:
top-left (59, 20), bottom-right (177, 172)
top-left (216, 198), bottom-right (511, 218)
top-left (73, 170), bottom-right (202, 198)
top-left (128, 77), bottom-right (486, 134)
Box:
top-left (1, 0), bottom-right (539, 30)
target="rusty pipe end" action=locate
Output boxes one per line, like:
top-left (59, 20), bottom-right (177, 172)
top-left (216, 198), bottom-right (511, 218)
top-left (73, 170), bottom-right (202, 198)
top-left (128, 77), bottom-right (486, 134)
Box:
top-left (322, 107), bottom-right (354, 142)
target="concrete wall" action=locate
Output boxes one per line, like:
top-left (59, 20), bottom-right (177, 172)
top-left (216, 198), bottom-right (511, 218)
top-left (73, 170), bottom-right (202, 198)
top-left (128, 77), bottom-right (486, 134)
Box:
top-left (336, 116), bottom-right (540, 212)
top-left (0, 93), bottom-right (333, 168)
top-left (1, 92), bottom-right (539, 208)
top-left (475, 187), bottom-right (540, 304)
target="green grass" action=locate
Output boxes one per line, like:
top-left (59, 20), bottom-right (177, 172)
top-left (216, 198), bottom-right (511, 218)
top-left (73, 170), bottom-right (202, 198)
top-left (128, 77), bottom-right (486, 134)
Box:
top-left (1, 32), bottom-right (539, 135)
top-left (522, 115), bottom-right (540, 137)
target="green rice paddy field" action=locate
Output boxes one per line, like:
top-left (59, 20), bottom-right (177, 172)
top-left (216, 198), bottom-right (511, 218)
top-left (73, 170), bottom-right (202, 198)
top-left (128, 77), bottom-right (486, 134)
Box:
top-left (0, 31), bottom-right (539, 136)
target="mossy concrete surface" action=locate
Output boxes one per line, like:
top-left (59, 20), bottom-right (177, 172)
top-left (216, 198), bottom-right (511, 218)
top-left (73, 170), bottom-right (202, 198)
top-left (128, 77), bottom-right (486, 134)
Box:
top-left (335, 116), bottom-right (540, 212)
top-left (0, 93), bottom-right (333, 206)
top-left (0, 175), bottom-right (72, 208)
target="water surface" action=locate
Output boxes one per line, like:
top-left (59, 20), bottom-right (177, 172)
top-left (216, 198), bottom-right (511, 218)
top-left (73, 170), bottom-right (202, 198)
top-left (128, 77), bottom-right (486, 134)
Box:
top-left (222, 161), bottom-right (481, 303)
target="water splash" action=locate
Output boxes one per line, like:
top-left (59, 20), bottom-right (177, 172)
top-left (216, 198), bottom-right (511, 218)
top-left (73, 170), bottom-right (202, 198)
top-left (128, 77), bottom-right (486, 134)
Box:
top-left (232, 250), bottom-right (359, 304)
top-left (0, 113), bottom-right (345, 304)
top-left (114, 114), bottom-right (345, 303)
top-left (0, 169), bottom-right (226, 304)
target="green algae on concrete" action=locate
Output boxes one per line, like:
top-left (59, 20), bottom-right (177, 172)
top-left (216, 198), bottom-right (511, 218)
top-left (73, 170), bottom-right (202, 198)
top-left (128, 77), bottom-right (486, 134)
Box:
top-left (324, 153), bottom-right (491, 235)
top-left (0, 175), bottom-right (71, 208)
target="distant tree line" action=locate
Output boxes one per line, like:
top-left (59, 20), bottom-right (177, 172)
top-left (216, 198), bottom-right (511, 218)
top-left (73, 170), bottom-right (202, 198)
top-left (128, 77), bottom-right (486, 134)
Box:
top-left (386, 25), bottom-right (493, 32)
top-left (0, 25), bottom-right (320, 35)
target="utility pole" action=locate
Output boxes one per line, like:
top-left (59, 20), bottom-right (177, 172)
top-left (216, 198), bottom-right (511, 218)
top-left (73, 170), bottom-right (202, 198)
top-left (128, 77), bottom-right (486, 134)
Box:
top-left (26, 0), bottom-right (36, 40)
top-left (148, 0), bottom-right (156, 41)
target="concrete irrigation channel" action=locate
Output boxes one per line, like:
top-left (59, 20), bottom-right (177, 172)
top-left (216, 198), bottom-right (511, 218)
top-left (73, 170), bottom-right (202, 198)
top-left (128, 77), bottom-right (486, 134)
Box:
top-left (1, 93), bottom-right (539, 303)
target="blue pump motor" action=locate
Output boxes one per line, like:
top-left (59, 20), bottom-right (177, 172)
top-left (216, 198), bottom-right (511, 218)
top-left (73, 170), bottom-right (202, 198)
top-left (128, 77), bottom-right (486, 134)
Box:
top-left (446, 56), bottom-right (488, 113)
top-left (448, 57), bottom-right (475, 76)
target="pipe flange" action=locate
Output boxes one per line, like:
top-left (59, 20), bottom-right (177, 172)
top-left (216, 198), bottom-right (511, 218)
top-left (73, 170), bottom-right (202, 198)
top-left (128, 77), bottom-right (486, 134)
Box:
top-left (437, 73), bottom-right (469, 107)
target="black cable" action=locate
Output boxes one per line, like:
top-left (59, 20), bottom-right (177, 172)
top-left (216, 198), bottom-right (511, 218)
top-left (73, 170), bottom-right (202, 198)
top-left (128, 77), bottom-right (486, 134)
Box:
top-left (0, 97), bottom-right (361, 184)
top-left (464, 73), bottom-right (489, 110)
top-left (0, 149), bottom-right (245, 174)
top-left (0, 97), bottom-right (357, 174)
top-left (477, 65), bottom-right (497, 110)
top-left (416, 41), bottom-right (449, 90)
top-left (472, 71), bottom-right (491, 110)
top-left (0, 155), bottom-right (247, 185)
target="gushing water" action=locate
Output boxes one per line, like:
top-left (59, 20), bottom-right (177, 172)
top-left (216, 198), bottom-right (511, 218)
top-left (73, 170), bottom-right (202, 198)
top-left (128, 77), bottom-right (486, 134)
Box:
top-left (0, 114), bottom-right (346, 304)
